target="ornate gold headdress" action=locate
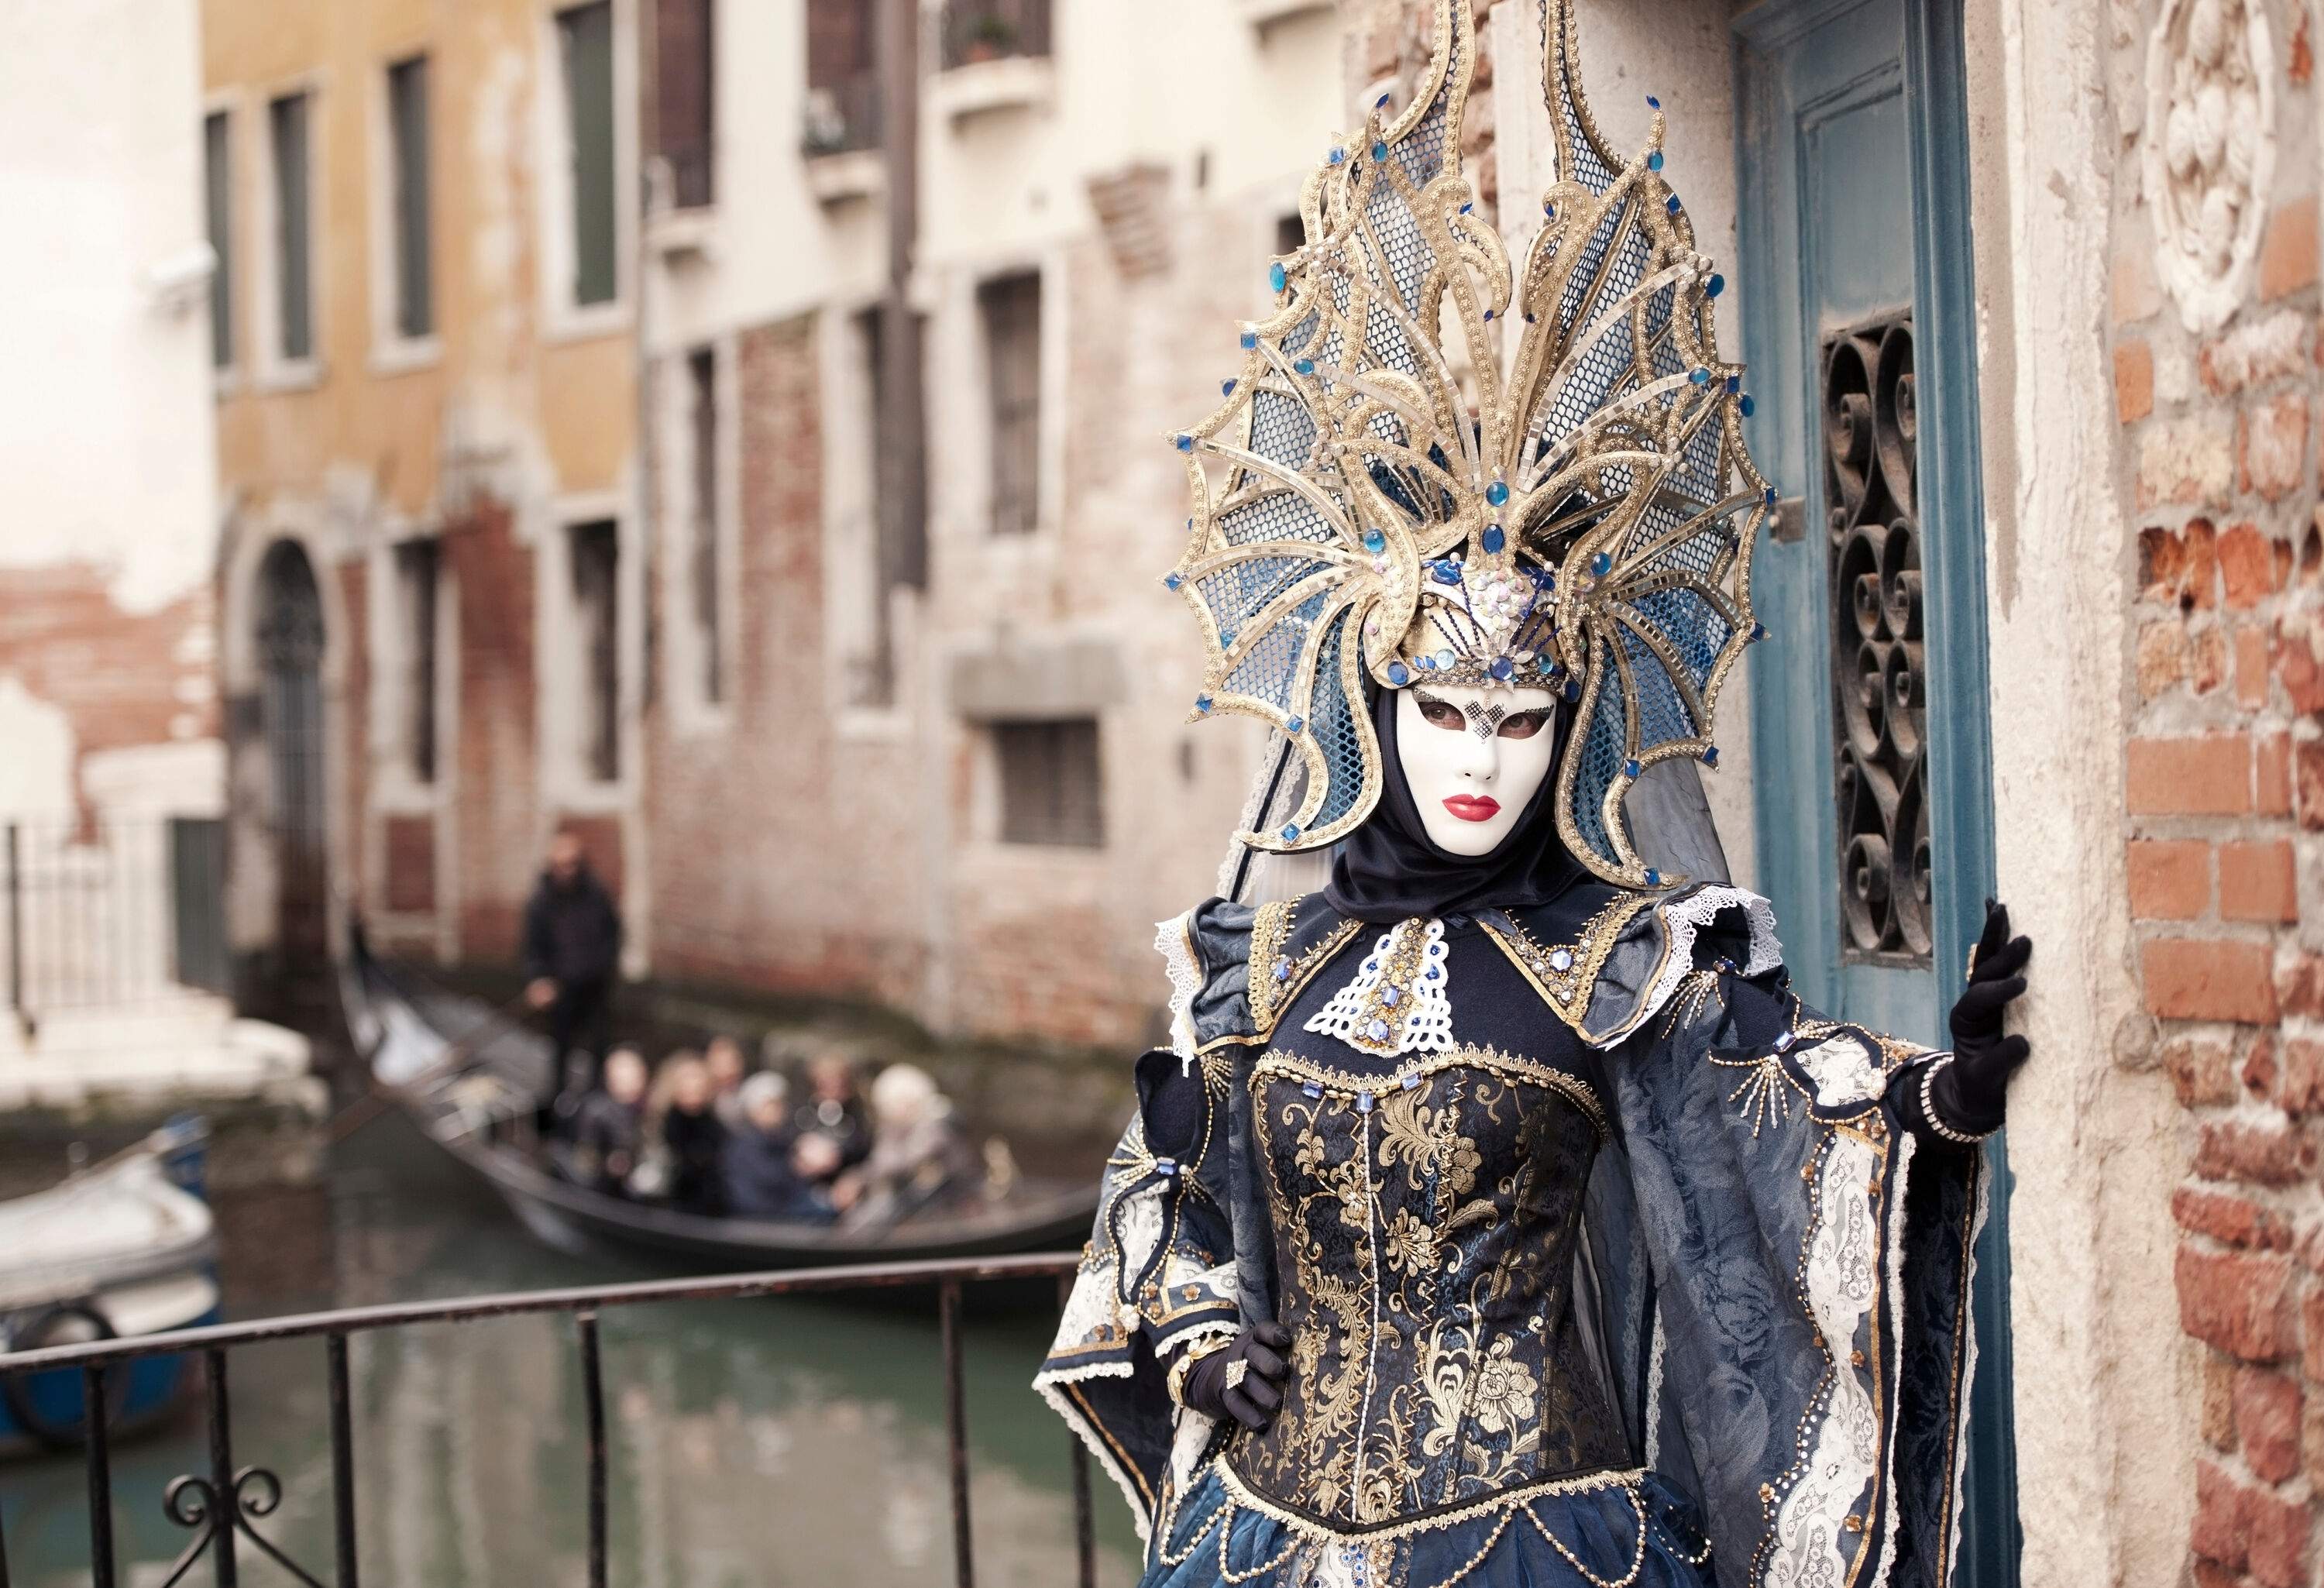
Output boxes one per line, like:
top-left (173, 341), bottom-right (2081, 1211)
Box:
top-left (1165, 0), bottom-right (1772, 889)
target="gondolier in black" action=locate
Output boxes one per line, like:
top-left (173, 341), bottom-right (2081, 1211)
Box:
top-left (521, 829), bottom-right (624, 1126)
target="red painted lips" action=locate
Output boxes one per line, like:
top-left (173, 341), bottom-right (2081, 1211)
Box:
top-left (1442, 795), bottom-right (1501, 823)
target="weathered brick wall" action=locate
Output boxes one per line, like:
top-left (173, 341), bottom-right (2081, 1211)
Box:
top-left (2113, 2), bottom-right (2321, 1579)
top-left (445, 497), bottom-right (540, 961)
top-left (339, 560), bottom-right (370, 913)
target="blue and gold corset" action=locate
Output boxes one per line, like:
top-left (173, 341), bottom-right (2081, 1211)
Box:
top-left (1222, 913), bottom-right (1635, 1531)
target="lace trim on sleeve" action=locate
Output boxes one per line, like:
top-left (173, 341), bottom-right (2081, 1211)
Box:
top-left (1156, 911), bottom-right (1203, 1064)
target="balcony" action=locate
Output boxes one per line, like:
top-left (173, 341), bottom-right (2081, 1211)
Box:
top-left (803, 72), bottom-right (886, 205)
top-left (931, 0), bottom-right (1054, 122)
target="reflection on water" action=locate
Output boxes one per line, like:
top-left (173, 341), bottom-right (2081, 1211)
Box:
top-left (2, 1112), bottom-right (1140, 1587)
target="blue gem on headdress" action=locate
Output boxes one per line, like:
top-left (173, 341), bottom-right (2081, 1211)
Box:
top-left (1285, 715), bottom-right (1304, 735)
top-left (1724, 374), bottom-right (1741, 394)
top-left (1591, 552), bottom-right (1612, 577)
top-left (1706, 273), bottom-right (1726, 298)
top-left (1485, 480), bottom-right (1511, 507)
top-left (1703, 745), bottom-right (1721, 767)
top-left (1363, 528), bottom-right (1387, 553)
top-left (1740, 394), bottom-right (1756, 418)
top-left (1645, 868), bottom-right (1663, 888)
top-left (1195, 694), bottom-right (1212, 712)
top-left (1219, 627), bottom-right (1236, 647)
top-left (1647, 151), bottom-right (1665, 171)
top-left (1624, 758), bottom-right (1642, 779)
top-left (1240, 330), bottom-right (1258, 350)
top-left (1564, 677), bottom-right (1583, 702)
top-left (1481, 524), bottom-right (1506, 554)
top-left (1763, 486), bottom-right (1779, 506)
top-left (1489, 656), bottom-right (1516, 682)
top-left (1164, 572), bottom-right (1183, 590)
top-left (1748, 622), bottom-right (1768, 641)
top-left (1544, 201), bottom-right (1556, 218)
top-left (1270, 262), bottom-right (1287, 292)
top-left (1371, 141), bottom-right (1388, 162)
top-left (1222, 379), bottom-right (1237, 397)
top-left (1386, 661), bottom-right (1410, 686)
top-left (1690, 366), bottom-right (1712, 385)
top-left (1281, 823), bottom-right (1301, 843)
top-left (1377, 91), bottom-right (1392, 108)
top-left (1666, 194), bottom-right (1683, 214)
top-left (1434, 648), bottom-right (1456, 670)
top-left (1459, 202), bottom-right (1473, 215)
top-left (1536, 655), bottom-right (1558, 676)
top-left (1175, 434), bottom-right (1195, 452)
top-left (1647, 95), bottom-right (1662, 108)
top-left (1431, 560), bottom-right (1461, 584)
top-left (1328, 147), bottom-right (1346, 165)
top-left (1482, 308), bottom-right (1495, 321)
top-left (1294, 358), bottom-right (1316, 376)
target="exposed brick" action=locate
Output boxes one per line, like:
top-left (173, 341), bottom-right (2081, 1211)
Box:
top-left (2178, 1184), bottom-right (2296, 1249)
top-left (383, 814), bottom-right (436, 914)
top-left (2130, 838), bottom-right (2211, 919)
top-left (2237, 1366), bottom-right (2305, 1483)
top-left (2249, 1479), bottom-right (2314, 1588)
top-left (2171, 1036), bottom-right (2241, 1108)
top-left (2260, 194), bottom-right (2320, 303)
top-left (2141, 418), bottom-right (2239, 509)
top-left (2128, 734), bottom-right (2251, 816)
top-left (2180, 1246), bottom-right (2298, 1360)
top-left (2137, 617), bottom-right (2192, 696)
top-left (2144, 938), bottom-right (2281, 1024)
top-left (2236, 623), bottom-right (2273, 709)
top-left (2195, 1458), bottom-right (2254, 1567)
top-left (2194, 624), bottom-right (2230, 694)
top-left (2282, 955), bottom-right (2324, 1022)
top-left (2203, 311), bottom-right (2316, 397)
top-left (2195, 1119), bottom-right (2316, 1187)
top-left (2281, 615), bottom-right (2324, 714)
top-left (2143, 517), bottom-right (2222, 609)
top-left (2116, 337), bottom-right (2154, 424)
top-left (2246, 1030), bottom-right (2281, 1099)
top-left (2222, 840), bottom-right (2299, 923)
top-left (2220, 524), bottom-right (2283, 610)
top-left (2259, 733), bottom-right (2294, 817)
top-left (2205, 1350), bottom-right (2242, 1449)
top-left (2242, 390), bottom-right (2312, 503)
top-left (2298, 740), bottom-right (2324, 832)
top-left (2284, 1039), bottom-right (2324, 1115)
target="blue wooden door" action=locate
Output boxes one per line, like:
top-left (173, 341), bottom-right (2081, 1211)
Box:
top-left (1734, 0), bottom-right (2016, 1583)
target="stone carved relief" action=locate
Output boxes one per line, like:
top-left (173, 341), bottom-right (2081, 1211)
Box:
top-left (2144, 0), bottom-right (2277, 332)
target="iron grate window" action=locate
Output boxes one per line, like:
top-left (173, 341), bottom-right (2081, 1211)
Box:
top-left (995, 719), bottom-right (1103, 848)
top-left (393, 539), bottom-right (440, 782)
top-left (268, 91), bottom-right (314, 362)
top-left (687, 347), bottom-right (723, 705)
top-left (1824, 312), bottom-right (1930, 968)
top-left (980, 271), bottom-right (1042, 537)
top-left (558, 1), bottom-right (617, 306)
top-left (387, 56), bottom-right (433, 339)
top-left (203, 111), bottom-right (232, 367)
top-left (570, 520), bottom-right (621, 782)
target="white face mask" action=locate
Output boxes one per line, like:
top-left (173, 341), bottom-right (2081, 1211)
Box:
top-left (1394, 683), bottom-right (1559, 858)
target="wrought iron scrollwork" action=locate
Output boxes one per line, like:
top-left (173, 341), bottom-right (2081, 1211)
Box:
top-left (157, 1466), bottom-right (329, 1588)
top-left (1823, 315), bottom-right (1931, 965)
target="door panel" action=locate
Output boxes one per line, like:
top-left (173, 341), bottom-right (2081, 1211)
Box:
top-left (1735, 0), bottom-right (2015, 1583)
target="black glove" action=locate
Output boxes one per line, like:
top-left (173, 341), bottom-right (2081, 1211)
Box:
top-left (1181, 1323), bottom-right (1293, 1432)
top-left (1930, 899), bottom-right (2032, 1137)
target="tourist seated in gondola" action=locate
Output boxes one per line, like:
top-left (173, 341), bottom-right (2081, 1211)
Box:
top-left (704, 1034), bottom-right (751, 1132)
top-left (791, 1050), bottom-right (871, 1181)
top-left (720, 1073), bottom-right (837, 1225)
top-left (834, 1064), bottom-right (978, 1227)
top-left (555, 1046), bottom-right (648, 1196)
top-left (647, 1051), bottom-right (728, 1217)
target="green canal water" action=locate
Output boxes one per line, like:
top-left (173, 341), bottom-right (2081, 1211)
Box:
top-left (1, 1109), bottom-right (1143, 1587)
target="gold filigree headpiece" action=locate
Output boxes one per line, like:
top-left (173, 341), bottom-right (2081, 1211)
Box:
top-left (1164, 0), bottom-right (1772, 889)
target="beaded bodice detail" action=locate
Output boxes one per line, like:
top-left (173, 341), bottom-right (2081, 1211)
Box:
top-left (1227, 918), bottom-right (1631, 1530)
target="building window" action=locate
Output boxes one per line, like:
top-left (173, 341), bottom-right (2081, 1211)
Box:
top-left (995, 720), bottom-right (1102, 848)
top-left (569, 520), bottom-right (621, 782)
top-left (268, 91), bottom-right (315, 362)
top-left (654, 0), bottom-right (714, 207)
top-left (393, 539), bottom-right (440, 783)
top-left (203, 110), bottom-right (233, 369)
top-left (686, 346), bottom-right (723, 705)
top-left (940, 0), bottom-right (1052, 70)
top-left (557, 2), bottom-right (618, 307)
top-left (803, 0), bottom-right (878, 156)
top-left (979, 271), bottom-right (1042, 537)
top-left (387, 56), bottom-right (433, 339)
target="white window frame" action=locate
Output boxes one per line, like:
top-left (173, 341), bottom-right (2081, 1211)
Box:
top-left (536, 0), bottom-right (638, 343)
top-left (367, 46), bottom-right (442, 375)
top-left (660, 337), bottom-right (741, 731)
top-left (539, 491), bottom-right (638, 803)
top-left (251, 71), bottom-right (328, 392)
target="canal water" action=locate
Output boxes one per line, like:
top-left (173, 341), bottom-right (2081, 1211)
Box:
top-left (1, 1109), bottom-right (1143, 1587)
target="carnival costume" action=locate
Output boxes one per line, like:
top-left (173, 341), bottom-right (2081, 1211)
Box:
top-left (1037, 5), bottom-right (2016, 1585)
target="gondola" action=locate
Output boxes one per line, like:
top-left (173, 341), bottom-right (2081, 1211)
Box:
top-left (338, 930), bottom-right (1098, 1268)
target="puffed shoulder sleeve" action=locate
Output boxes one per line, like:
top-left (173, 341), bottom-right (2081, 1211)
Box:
top-left (1157, 896), bottom-right (1259, 1056)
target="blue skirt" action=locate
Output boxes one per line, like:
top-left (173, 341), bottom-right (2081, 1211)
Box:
top-left (1139, 1461), bottom-right (1717, 1588)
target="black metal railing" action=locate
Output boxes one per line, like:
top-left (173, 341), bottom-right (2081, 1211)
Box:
top-left (0, 1252), bottom-right (1093, 1588)
top-left (803, 73), bottom-right (882, 157)
top-left (1, 816), bottom-right (229, 1029)
top-left (938, 0), bottom-right (1052, 71)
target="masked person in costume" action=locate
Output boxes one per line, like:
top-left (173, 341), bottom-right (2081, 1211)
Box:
top-left (1035, 5), bottom-right (2032, 1586)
